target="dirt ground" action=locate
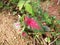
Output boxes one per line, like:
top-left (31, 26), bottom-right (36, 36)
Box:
top-left (0, 11), bottom-right (20, 45)
top-left (40, 1), bottom-right (60, 20)
top-left (0, 11), bottom-right (33, 45)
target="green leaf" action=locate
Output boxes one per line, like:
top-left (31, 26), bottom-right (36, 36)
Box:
top-left (46, 19), bottom-right (51, 24)
top-left (56, 39), bottom-right (60, 45)
top-left (43, 12), bottom-right (51, 24)
top-left (17, 0), bottom-right (25, 10)
top-left (25, 0), bottom-right (30, 4)
top-left (52, 16), bottom-right (56, 20)
top-left (0, 1), bottom-right (3, 8)
top-left (10, 0), bottom-right (19, 3)
top-left (56, 32), bottom-right (60, 36)
top-left (25, 3), bottom-right (34, 16)
top-left (47, 37), bottom-right (50, 43)
top-left (51, 32), bottom-right (56, 37)
top-left (44, 12), bottom-right (49, 19)
top-left (45, 37), bottom-right (50, 43)
top-left (57, 20), bottom-right (60, 24)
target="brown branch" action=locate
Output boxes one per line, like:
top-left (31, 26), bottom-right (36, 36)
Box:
top-left (40, 36), bottom-right (47, 45)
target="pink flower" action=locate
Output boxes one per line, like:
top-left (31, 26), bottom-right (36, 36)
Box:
top-left (24, 16), bottom-right (40, 30)
top-left (22, 32), bottom-right (27, 37)
top-left (13, 22), bottom-right (20, 30)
